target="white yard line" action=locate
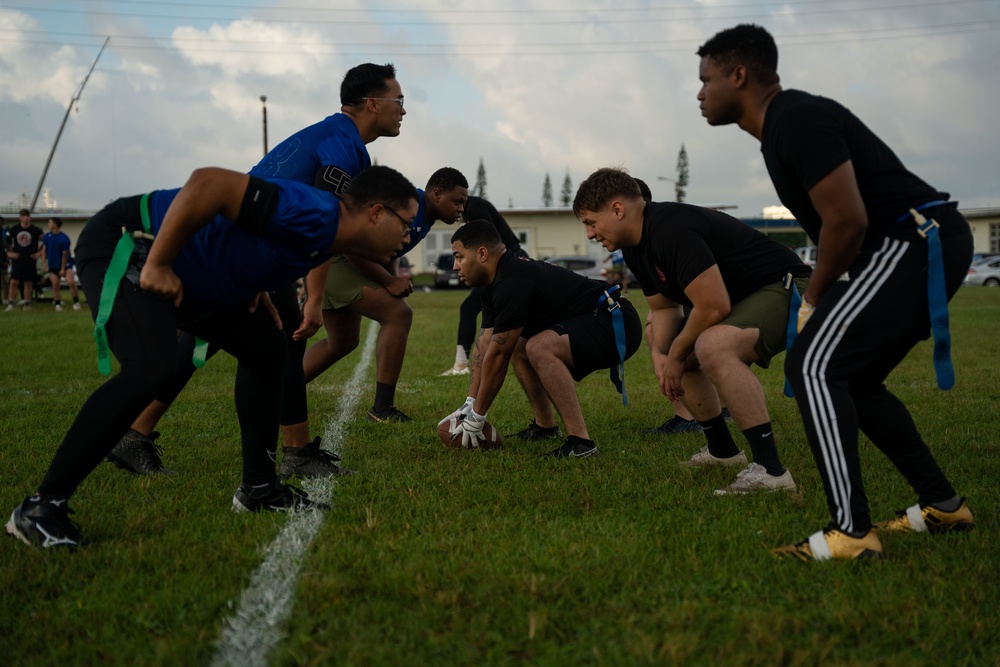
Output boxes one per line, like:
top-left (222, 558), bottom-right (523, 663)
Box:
top-left (211, 320), bottom-right (378, 667)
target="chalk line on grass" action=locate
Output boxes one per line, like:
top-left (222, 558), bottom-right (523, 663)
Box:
top-left (211, 321), bottom-right (378, 667)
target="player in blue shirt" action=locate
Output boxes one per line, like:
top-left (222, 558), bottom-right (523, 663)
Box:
top-left (41, 217), bottom-right (82, 311)
top-left (6, 165), bottom-right (418, 549)
top-left (107, 63), bottom-right (407, 478)
top-left (302, 167), bottom-right (469, 423)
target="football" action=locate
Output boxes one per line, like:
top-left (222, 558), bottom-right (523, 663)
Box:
top-left (438, 416), bottom-right (503, 450)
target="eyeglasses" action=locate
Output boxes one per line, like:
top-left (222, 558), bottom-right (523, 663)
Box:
top-left (363, 96), bottom-right (404, 109)
top-left (383, 205), bottom-right (411, 226)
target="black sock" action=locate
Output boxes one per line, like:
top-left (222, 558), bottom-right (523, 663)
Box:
top-left (699, 414), bottom-right (740, 458)
top-left (743, 422), bottom-right (784, 476)
top-left (72, 296), bottom-right (79, 304)
top-left (373, 382), bottom-right (396, 412)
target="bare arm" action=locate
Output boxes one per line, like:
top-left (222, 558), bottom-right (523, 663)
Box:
top-left (472, 326), bottom-right (523, 415)
top-left (294, 262), bottom-right (330, 341)
top-left (803, 160), bottom-right (868, 306)
top-left (346, 254), bottom-right (412, 297)
top-left (646, 293), bottom-right (685, 398)
top-left (670, 265), bottom-right (731, 363)
top-left (140, 168), bottom-right (249, 305)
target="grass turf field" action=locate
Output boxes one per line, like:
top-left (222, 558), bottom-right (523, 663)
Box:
top-left (1, 287), bottom-right (998, 666)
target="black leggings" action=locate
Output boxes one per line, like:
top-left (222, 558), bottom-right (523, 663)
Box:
top-left (785, 223), bottom-right (973, 534)
top-left (456, 286), bottom-right (482, 355)
top-left (39, 259), bottom-right (287, 497)
top-left (158, 283), bottom-right (308, 428)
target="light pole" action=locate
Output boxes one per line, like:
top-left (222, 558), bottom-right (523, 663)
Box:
top-left (260, 95), bottom-right (268, 157)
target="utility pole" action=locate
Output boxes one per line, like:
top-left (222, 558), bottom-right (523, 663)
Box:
top-left (260, 95), bottom-right (268, 157)
top-left (31, 37), bottom-right (109, 212)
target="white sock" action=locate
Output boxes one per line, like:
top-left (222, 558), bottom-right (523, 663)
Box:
top-left (455, 345), bottom-right (468, 367)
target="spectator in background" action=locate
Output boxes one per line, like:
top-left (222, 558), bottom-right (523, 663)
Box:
top-left (0, 216), bottom-right (9, 304)
top-left (5, 209), bottom-right (43, 311)
top-left (41, 217), bottom-right (82, 312)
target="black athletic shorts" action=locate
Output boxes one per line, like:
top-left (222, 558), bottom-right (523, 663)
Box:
top-left (10, 259), bottom-right (36, 282)
top-left (549, 296), bottom-right (642, 381)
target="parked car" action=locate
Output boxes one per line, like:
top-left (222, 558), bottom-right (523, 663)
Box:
top-left (397, 256), bottom-right (412, 281)
top-left (433, 252), bottom-right (467, 288)
top-left (542, 255), bottom-right (605, 281)
top-left (963, 257), bottom-right (1000, 286)
top-left (971, 252), bottom-right (1000, 265)
top-left (794, 246), bottom-right (817, 267)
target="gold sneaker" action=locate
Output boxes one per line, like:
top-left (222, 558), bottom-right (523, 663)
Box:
top-left (875, 499), bottom-right (974, 534)
top-left (771, 529), bottom-right (883, 562)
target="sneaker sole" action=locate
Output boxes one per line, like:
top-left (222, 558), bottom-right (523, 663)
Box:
top-left (5, 513), bottom-right (33, 547)
top-left (714, 484), bottom-right (797, 496)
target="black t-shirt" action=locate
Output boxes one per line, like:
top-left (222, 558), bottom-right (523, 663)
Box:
top-left (481, 251), bottom-right (608, 338)
top-left (622, 202), bottom-right (810, 307)
top-left (7, 224), bottom-right (44, 263)
top-left (464, 197), bottom-right (527, 257)
top-left (761, 89), bottom-right (955, 244)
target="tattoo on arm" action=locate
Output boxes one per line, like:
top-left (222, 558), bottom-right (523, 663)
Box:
top-left (472, 329), bottom-right (487, 369)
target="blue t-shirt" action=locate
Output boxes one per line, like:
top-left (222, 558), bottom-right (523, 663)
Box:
top-left (147, 179), bottom-right (341, 308)
top-left (249, 113), bottom-right (370, 190)
top-left (396, 190), bottom-right (430, 258)
top-left (42, 231), bottom-right (73, 270)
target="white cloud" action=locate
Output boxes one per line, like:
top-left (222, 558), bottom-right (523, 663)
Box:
top-left (2, 1), bottom-right (999, 213)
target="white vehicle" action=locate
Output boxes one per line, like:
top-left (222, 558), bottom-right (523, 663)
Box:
top-left (794, 246), bottom-right (816, 267)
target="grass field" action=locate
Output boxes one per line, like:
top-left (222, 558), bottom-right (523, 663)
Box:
top-left (1, 287), bottom-right (998, 666)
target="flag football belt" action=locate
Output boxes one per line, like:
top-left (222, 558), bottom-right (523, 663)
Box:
top-left (782, 272), bottom-right (803, 398)
top-left (92, 193), bottom-right (209, 376)
top-left (896, 199), bottom-right (957, 390)
top-left (596, 284), bottom-right (628, 406)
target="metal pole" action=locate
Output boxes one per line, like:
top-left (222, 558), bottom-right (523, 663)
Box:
top-left (260, 95), bottom-right (268, 157)
top-left (30, 37), bottom-right (109, 212)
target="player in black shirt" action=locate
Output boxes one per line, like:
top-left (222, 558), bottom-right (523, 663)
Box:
top-left (439, 220), bottom-right (641, 458)
top-left (439, 196), bottom-right (530, 379)
top-left (5, 209), bottom-right (44, 311)
top-left (575, 168), bottom-right (810, 494)
top-left (697, 24), bottom-right (975, 560)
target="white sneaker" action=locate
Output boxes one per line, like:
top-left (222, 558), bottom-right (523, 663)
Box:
top-left (680, 445), bottom-right (748, 468)
top-left (54, 303), bottom-right (64, 312)
top-left (440, 365), bottom-right (470, 377)
top-left (72, 302), bottom-right (82, 311)
top-left (4, 304), bottom-right (13, 312)
top-left (715, 462), bottom-right (796, 495)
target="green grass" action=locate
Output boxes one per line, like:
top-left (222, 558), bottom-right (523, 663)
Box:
top-left (1, 288), bottom-right (998, 666)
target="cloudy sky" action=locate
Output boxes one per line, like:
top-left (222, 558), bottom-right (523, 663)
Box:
top-left (3, 0), bottom-right (999, 217)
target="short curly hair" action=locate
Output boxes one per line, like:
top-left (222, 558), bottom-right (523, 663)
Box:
top-left (697, 24), bottom-right (779, 86)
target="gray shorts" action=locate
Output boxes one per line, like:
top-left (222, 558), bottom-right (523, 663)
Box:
top-left (723, 277), bottom-right (809, 368)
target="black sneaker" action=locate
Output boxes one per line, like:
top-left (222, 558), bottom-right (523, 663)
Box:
top-left (279, 437), bottom-right (353, 479)
top-left (232, 478), bottom-right (330, 513)
top-left (643, 415), bottom-right (702, 435)
top-left (366, 405), bottom-right (411, 423)
top-left (506, 420), bottom-right (562, 441)
top-left (106, 429), bottom-right (175, 475)
top-left (539, 437), bottom-right (598, 459)
top-left (6, 495), bottom-right (82, 548)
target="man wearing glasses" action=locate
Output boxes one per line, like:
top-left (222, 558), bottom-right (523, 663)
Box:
top-left (106, 63), bottom-right (410, 479)
top-left (303, 167), bottom-right (470, 421)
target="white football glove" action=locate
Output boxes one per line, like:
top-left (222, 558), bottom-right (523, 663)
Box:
top-left (797, 300), bottom-right (815, 333)
top-left (451, 409), bottom-right (487, 449)
top-left (437, 396), bottom-right (475, 427)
